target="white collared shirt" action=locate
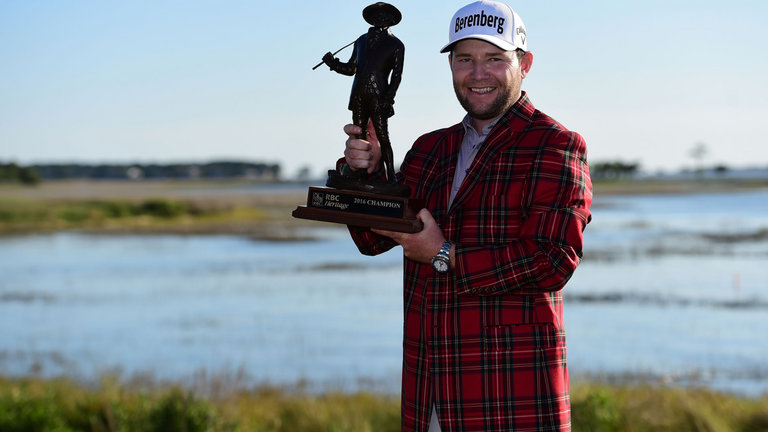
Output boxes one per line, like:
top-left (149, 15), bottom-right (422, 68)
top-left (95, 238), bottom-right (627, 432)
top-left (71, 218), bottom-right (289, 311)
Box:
top-left (448, 114), bottom-right (501, 207)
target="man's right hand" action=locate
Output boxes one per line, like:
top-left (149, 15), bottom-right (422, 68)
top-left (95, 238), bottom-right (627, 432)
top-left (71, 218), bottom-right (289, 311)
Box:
top-left (343, 119), bottom-right (382, 174)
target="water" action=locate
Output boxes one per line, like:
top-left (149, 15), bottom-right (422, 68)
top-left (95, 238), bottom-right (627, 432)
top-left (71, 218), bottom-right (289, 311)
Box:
top-left (1, 189), bottom-right (767, 395)
top-left (564, 189), bottom-right (768, 395)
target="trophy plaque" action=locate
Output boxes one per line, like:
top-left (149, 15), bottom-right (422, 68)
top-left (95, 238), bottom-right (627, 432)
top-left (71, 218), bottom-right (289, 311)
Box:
top-left (293, 186), bottom-right (423, 233)
top-left (292, 2), bottom-right (423, 233)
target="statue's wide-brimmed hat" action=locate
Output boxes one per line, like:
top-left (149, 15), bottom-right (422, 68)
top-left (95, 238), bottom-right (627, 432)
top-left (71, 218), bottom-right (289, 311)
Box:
top-left (363, 2), bottom-right (401, 27)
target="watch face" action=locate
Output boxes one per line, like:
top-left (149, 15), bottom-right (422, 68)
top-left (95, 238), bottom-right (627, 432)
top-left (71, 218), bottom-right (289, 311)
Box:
top-left (433, 258), bottom-right (449, 273)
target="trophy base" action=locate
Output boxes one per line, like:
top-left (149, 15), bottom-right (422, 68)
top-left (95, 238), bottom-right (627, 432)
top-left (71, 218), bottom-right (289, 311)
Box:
top-left (326, 169), bottom-right (411, 197)
top-left (292, 186), bottom-right (423, 233)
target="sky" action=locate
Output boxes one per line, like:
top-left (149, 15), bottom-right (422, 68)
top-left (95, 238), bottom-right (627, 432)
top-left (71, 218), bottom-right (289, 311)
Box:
top-left (2, 0), bottom-right (767, 178)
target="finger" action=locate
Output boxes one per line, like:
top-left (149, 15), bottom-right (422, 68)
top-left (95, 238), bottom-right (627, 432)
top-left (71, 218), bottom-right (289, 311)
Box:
top-left (366, 118), bottom-right (378, 141)
top-left (344, 147), bottom-right (372, 160)
top-left (345, 137), bottom-right (371, 152)
top-left (344, 145), bottom-right (373, 170)
top-left (416, 208), bottom-right (436, 226)
top-left (343, 124), bottom-right (362, 137)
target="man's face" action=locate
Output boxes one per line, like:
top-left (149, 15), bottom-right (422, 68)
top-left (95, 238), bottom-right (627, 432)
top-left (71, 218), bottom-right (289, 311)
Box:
top-left (449, 39), bottom-right (532, 122)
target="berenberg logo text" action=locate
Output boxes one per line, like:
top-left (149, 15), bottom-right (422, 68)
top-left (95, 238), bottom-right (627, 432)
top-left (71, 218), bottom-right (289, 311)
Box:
top-left (455, 10), bottom-right (505, 35)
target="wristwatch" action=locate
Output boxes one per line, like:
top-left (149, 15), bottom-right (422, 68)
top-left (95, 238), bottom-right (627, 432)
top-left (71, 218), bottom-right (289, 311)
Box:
top-left (431, 241), bottom-right (453, 274)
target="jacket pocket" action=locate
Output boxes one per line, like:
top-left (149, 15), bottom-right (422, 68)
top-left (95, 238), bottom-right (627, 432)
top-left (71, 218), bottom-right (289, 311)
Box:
top-left (483, 323), bottom-right (558, 352)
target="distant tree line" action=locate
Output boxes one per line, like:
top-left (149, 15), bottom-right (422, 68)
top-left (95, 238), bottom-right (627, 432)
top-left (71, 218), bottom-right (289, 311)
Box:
top-left (0, 161), bottom-right (281, 182)
top-left (0, 163), bottom-right (41, 185)
top-left (590, 160), bottom-right (640, 179)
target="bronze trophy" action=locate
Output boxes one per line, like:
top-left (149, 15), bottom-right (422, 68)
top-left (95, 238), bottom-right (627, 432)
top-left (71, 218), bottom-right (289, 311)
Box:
top-left (293, 2), bottom-right (423, 232)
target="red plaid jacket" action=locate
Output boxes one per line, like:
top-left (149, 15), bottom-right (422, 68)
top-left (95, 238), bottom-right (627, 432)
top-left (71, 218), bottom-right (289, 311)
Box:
top-left (347, 93), bottom-right (592, 431)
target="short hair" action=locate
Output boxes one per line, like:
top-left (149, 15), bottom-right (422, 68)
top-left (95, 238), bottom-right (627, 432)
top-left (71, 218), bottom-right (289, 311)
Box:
top-left (514, 48), bottom-right (526, 63)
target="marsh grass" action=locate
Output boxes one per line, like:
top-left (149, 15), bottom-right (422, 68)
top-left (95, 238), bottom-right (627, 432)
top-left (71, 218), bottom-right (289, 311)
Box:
top-left (1, 376), bottom-right (766, 432)
top-left (0, 197), bottom-right (275, 236)
top-left (571, 382), bottom-right (768, 431)
top-left (0, 180), bottom-right (321, 239)
top-left (0, 376), bottom-right (399, 432)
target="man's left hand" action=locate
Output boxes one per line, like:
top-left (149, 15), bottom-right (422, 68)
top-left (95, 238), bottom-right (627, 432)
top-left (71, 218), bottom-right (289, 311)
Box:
top-left (372, 208), bottom-right (445, 264)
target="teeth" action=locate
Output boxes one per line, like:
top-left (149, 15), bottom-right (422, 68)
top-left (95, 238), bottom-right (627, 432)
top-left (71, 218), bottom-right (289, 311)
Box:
top-left (471, 87), bottom-right (494, 94)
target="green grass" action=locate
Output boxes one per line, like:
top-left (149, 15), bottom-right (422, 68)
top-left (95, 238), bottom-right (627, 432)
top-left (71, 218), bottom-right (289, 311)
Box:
top-left (0, 376), bottom-right (399, 432)
top-left (570, 382), bottom-right (768, 431)
top-left (1, 376), bottom-right (766, 431)
top-left (0, 197), bottom-right (272, 236)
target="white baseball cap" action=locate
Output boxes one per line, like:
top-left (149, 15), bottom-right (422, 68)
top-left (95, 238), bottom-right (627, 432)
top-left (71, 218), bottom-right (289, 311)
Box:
top-left (440, 1), bottom-right (527, 53)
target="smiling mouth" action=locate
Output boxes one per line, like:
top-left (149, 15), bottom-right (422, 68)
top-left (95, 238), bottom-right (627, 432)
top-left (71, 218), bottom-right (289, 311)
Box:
top-left (470, 87), bottom-right (495, 94)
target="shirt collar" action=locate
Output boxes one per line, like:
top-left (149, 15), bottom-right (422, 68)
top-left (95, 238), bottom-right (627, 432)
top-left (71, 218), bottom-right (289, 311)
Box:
top-left (461, 114), bottom-right (502, 138)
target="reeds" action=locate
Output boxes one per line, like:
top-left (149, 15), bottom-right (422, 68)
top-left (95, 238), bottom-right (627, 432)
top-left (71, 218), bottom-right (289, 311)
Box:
top-left (0, 196), bottom-right (272, 236)
top-left (1, 376), bottom-right (766, 431)
top-left (571, 382), bottom-right (768, 431)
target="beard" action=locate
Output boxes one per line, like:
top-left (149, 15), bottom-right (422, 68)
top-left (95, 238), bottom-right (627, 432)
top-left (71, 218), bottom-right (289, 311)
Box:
top-left (453, 81), bottom-right (517, 121)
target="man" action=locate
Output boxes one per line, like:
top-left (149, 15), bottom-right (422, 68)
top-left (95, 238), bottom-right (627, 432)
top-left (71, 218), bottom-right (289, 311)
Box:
top-left (338, 1), bottom-right (592, 430)
top-left (323, 2), bottom-right (405, 186)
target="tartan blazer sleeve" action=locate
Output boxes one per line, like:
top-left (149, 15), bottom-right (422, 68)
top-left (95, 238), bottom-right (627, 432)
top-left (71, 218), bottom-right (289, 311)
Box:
top-left (453, 128), bottom-right (592, 296)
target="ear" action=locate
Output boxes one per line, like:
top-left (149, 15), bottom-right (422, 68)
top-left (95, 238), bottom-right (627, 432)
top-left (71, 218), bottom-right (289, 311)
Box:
top-left (520, 51), bottom-right (533, 79)
top-left (448, 53), bottom-right (454, 70)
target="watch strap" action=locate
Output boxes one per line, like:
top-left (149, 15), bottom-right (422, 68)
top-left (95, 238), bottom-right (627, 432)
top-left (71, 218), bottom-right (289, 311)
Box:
top-left (436, 241), bottom-right (452, 259)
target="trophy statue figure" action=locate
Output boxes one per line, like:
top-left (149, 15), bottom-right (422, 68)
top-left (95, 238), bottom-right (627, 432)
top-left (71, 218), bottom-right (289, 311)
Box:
top-left (320, 2), bottom-right (409, 197)
top-left (293, 2), bottom-right (423, 232)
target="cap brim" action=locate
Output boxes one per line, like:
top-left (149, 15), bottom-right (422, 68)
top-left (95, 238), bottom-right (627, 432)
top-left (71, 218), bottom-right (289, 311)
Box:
top-left (440, 35), bottom-right (518, 53)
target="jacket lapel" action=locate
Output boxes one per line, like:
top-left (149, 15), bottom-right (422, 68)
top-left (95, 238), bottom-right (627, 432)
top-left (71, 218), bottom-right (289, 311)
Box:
top-left (433, 125), bottom-right (463, 216)
top-left (448, 93), bottom-right (536, 213)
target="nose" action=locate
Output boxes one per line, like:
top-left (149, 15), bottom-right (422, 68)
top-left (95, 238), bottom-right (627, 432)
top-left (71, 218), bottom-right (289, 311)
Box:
top-left (470, 60), bottom-right (489, 79)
